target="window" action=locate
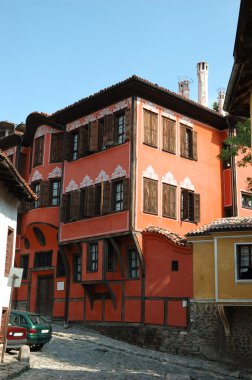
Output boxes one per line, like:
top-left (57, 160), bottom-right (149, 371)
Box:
top-left (32, 182), bottom-right (41, 208)
top-left (162, 184), bottom-right (176, 219)
top-left (115, 113), bottom-right (126, 144)
top-left (18, 153), bottom-right (27, 178)
top-left (171, 260), bottom-right (179, 271)
top-left (5, 227), bottom-right (14, 277)
top-left (236, 245), bottom-right (252, 280)
top-left (95, 185), bottom-right (102, 216)
top-left (241, 192), bottom-right (252, 209)
top-left (87, 243), bottom-right (98, 272)
top-left (143, 178), bottom-right (158, 215)
top-left (128, 249), bottom-right (140, 279)
top-left (33, 227), bottom-right (46, 246)
top-left (143, 109), bottom-right (158, 147)
top-left (50, 133), bottom-right (63, 163)
top-left (98, 118), bottom-right (105, 151)
top-left (56, 251), bottom-right (66, 277)
top-left (50, 180), bottom-right (61, 206)
top-left (181, 189), bottom-right (200, 223)
top-left (73, 254), bottom-right (81, 282)
top-left (72, 132), bottom-right (79, 160)
top-left (80, 188), bottom-right (88, 218)
top-left (65, 193), bottom-right (72, 222)
top-left (106, 241), bottom-right (117, 272)
top-left (34, 251), bottom-right (52, 267)
top-left (163, 117), bottom-right (176, 154)
top-left (20, 255), bottom-right (29, 280)
top-left (180, 124), bottom-right (197, 160)
top-left (33, 136), bottom-right (44, 167)
top-left (113, 181), bottom-right (124, 212)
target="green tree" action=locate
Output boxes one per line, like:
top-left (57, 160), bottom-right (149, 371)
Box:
top-left (218, 119), bottom-right (252, 191)
top-left (212, 101), bottom-right (219, 112)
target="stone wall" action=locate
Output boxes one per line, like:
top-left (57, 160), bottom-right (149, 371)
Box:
top-left (83, 303), bottom-right (252, 368)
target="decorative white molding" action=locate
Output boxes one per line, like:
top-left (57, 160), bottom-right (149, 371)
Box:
top-left (111, 165), bottom-right (126, 180)
top-left (179, 117), bottom-right (193, 127)
top-left (162, 171), bottom-right (177, 186)
top-left (143, 166), bottom-right (159, 180)
top-left (180, 176), bottom-right (195, 191)
top-left (5, 148), bottom-right (15, 156)
top-left (80, 175), bottom-right (94, 188)
top-left (35, 125), bottom-right (59, 138)
top-left (95, 170), bottom-right (109, 184)
top-left (31, 170), bottom-right (43, 183)
top-left (65, 179), bottom-right (78, 192)
top-left (48, 167), bottom-right (62, 178)
top-left (67, 98), bottom-right (131, 132)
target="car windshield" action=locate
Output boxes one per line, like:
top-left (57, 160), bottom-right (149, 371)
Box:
top-left (29, 315), bottom-right (50, 325)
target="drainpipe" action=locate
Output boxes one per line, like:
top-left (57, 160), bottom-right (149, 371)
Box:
top-left (226, 118), bottom-right (238, 216)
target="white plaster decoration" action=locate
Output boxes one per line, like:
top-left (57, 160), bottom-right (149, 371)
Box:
top-left (180, 177), bottom-right (195, 191)
top-left (80, 175), bottom-right (94, 188)
top-left (35, 125), bottom-right (59, 138)
top-left (111, 165), bottom-right (127, 180)
top-left (162, 109), bottom-right (176, 120)
top-left (5, 148), bottom-right (15, 156)
top-left (143, 166), bottom-right (159, 180)
top-left (48, 167), bottom-right (62, 178)
top-left (65, 179), bottom-right (78, 192)
top-left (67, 98), bottom-right (132, 132)
top-left (162, 172), bottom-right (177, 186)
top-left (95, 170), bottom-right (109, 184)
top-left (179, 117), bottom-right (193, 127)
top-left (31, 170), bottom-right (43, 183)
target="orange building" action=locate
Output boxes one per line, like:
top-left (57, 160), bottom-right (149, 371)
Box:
top-left (0, 76), bottom-right (250, 327)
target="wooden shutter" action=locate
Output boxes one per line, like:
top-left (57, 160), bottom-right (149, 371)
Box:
top-left (143, 110), bottom-right (151, 144)
top-left (5, 228), bottom-right (14, 277)
top-left (125, 109), bottom-right (131, 140)
top-left (194, 193), bottom-right (200, 222)
top-left (163, 117), bottom-right (169, 151)
top-left (104, 114), bottom-right (115, 146)
top-left (78, 125), bottom-right (88, 157)
top-left (180, 124), bottom-right (187, 157)
top-left (72, 190), bottom-right (80, 221)
top-left (51, 133), bottom-right (63, 163)
top-left (181, 189), bottom-right (188, 220)
top-left (18, 153), bottom-right (27, 178)
top-left (102, 182), bottom-right (111, 214)
top-left (143, 178), bottom-right (157, 214)
top-left (86, 186), bottom-right (95, 216)
top-left (163, 184), bottom-right (176, 218)
top-left (64, 133), bottom-right (72, 161)
top-left (163, 118), bottom-right (175, 153)
top-left (60, 194), bottom-right (67, 223)
top-left (193, 131), bottom-right (198, 160)
top-left (123, 177), bottom-right (129, 210)
top-left (151, 113), bottom-right (158, 147)
top-left (41, 181), bottom-right (50, 207)
top-left (89, 121), bottom-right (99, 152)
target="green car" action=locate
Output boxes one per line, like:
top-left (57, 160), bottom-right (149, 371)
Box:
top-left (10, 310), bottom-right (52, 350)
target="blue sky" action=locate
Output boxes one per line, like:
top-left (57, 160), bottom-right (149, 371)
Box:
top-left (0, 0), bottom-right (240, 124)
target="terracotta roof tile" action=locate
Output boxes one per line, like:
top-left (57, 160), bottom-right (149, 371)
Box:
top-left (143, 225), bottom-right (190, 246)
top-left (186, 217), bottom-right (252, 237)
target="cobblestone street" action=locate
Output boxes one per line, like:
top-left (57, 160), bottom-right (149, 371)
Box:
top-left (12, 323), bottom-right (243, 380)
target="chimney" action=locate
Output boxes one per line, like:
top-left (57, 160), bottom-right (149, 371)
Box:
top-left (218, 89), bottom-right (226, 116)
top-left (197, 61), bottom-right (208, 107)
top-left (178, 80), bottom-right (190, 99)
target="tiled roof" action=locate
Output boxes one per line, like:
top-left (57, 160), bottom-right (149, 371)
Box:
top-left (0, 150), bottom-right (37, 201)
top-left (186, 217), bottom-right (252, 237)
top-left (143, 226), bottom-right (190, 246)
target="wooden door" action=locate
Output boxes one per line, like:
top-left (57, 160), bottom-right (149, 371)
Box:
top-left (36, 276), bottom-right (54, 317)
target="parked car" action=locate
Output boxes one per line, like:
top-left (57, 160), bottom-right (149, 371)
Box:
top-left (6, 319), bottom-right (27, 351)
top-left (10, 310), bottom-right (52, 351)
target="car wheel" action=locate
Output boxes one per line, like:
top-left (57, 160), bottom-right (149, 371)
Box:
top-left (30, 344), bottom-right (44, 351)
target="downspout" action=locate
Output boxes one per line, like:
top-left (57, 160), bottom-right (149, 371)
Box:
top-left (214, 237), bottom-right (218, 303)
top-left (226, 118), bottom-right (238, 216)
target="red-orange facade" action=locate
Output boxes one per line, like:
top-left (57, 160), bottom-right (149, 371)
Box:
top-left (2, 76), bottom-right (251, 327)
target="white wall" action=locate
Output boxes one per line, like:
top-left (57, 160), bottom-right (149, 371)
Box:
top-left (0, 182), bottom-right (19, 326)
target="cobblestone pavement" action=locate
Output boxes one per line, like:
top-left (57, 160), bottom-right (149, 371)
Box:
top-left (14, 323), bottom-right (243, 380)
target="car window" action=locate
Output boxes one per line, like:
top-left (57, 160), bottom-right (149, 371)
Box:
top-left (19, 315), bottom-right (28, 325)
top-left (29, 315), bottom-right (49, 325)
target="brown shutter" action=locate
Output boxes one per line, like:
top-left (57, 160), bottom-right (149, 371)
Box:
top-left (104, 114), bottom-right (115, 146)
top-left (169, 185), bottom-right (177, 218)
top-left (144, 110), bottom-right (151, 144)
top-left (18, 153), bottom-right (27, 178)
top-left (125, 109), bottom-right (131, 140)
top-left (168, 119), bottom-right (176, 153)
top-left (151, 113), bottom-right (158, 147)
top-left (86, 186), bottom-right (95, 216)
top-left (72, 190), bottom-right (80, 221)
top-left (102, 182), bottom-right (111, 214)
top-left (162, 183), bottom-right (169, 216)
top-left (41, 181), bottom-right (50, 207)
top-left (193, 131), bottom-right (198, 160)
top-left (78, 125), bottom-right (88, 157)
top-left (61, 194), bottom-right (67, 223)
top-left (180, 124), bottom-right (186, 157)
top-left (163, 184), bottom-right (176, 218)
top-left (194, 193), bottom-right (200, 222)
top-left (51, 134), bottom-right (63, 163)
top-left (143, 178), bottom-right (150, 212)
top-left (123, 177), bottom-right (129, 210)
top-left (89, 121), bottom-right (99, 152)
top-left (163, 117), bottom-right (169, 151)
top-left (64, 133), bottom-right (72, 161)
top-left (181, 189), bottom-right (188, 220)
top-left (143, 178), bottom-right (157, 214)
top-left (5, 228), bottom-right (14, 277)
